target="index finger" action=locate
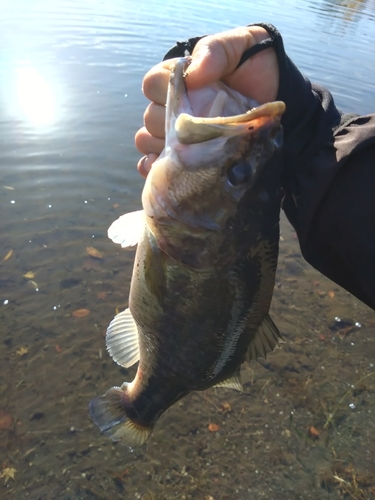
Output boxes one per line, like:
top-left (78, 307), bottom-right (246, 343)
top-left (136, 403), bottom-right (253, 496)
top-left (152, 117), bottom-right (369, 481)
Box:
top-left (142, 58), bottom-right (178, 105)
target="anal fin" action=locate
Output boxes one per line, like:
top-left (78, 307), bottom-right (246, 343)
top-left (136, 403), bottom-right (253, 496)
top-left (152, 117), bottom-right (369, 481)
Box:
top-left (214, 369), bottom-right (244, 392)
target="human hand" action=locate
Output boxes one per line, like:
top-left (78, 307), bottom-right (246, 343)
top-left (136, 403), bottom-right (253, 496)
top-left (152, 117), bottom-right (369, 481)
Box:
top-left (135, 26), bottom-right (280, 177)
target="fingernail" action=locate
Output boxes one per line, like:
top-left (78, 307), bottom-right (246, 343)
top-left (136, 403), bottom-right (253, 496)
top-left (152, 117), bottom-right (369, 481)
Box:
top-left (185, 51), bottom-right (205, 77)
top-left (138, 156), bottom-right (148, 177)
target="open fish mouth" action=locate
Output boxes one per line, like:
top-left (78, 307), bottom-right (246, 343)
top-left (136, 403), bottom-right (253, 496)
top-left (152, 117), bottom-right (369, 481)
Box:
top-left (141, 56), bottom-right (286, 235)
top-left (167, 57), bottom-right (286, 146)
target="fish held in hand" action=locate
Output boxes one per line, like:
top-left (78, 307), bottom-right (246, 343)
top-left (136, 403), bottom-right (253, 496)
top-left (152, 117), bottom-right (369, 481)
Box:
top-left (89, 57), bottom-right (286, 447)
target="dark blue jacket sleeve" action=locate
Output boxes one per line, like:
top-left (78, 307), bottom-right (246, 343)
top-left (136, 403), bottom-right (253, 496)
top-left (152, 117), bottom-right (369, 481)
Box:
top-left (163, 25), bottom-right (375, 310)
top-left (266, 22), bottom-right (375, 310)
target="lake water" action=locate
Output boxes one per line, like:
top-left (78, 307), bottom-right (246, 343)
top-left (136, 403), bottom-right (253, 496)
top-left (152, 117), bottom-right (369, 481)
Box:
top-left (0, 0), bottom-right (375, 498)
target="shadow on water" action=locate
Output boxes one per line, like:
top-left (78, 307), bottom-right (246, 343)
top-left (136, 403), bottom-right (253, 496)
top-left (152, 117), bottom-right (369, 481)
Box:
top-left (0, 0), bottom-right (374, 498)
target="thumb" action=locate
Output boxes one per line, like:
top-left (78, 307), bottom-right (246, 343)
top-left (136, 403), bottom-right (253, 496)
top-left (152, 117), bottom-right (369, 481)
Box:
top-left (185, 26), bottom-right (264, 90)
top-left (185, 43), bottom-right (229, 89)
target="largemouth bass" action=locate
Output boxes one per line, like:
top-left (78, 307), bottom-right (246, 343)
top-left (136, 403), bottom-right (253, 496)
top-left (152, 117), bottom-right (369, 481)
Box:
top-left (90, 57), bottom-right (286, 446)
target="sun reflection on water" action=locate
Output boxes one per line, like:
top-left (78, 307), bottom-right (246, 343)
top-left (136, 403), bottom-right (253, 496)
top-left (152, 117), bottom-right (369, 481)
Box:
top-left (15, 66), bottom-right (56, 127)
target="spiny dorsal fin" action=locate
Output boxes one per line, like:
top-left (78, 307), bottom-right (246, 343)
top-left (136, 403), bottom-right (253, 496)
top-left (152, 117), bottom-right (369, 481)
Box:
top-left (214, 369), bottom-right (244, 392)
top-left (108, 210), bottom-right (144, 247)
top-left (106, 309), bottom-right (140, 368)
top-left (246, 314), bottom-right (284, 361)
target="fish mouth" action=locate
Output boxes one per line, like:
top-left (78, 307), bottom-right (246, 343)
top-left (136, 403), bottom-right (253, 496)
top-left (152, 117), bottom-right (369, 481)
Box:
top-left (167, 57), bottom-right (286, 146)
top-left (142, 57), bottom-right (286, 236)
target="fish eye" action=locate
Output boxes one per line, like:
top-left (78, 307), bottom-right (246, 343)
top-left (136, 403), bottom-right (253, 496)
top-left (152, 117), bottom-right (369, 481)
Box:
top-left (227, 162), bottom-right (252, 187)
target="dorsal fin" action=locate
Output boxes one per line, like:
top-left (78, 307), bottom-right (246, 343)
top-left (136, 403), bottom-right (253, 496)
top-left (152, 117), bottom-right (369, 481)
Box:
top-left (214, 369), bottom-right (243, 392)
top-left (246, 314), bottom-right (284, 361)
top-left (106, 309), bottom-right (140, 368)
top-left (107, 210), bottom-right (144, 247)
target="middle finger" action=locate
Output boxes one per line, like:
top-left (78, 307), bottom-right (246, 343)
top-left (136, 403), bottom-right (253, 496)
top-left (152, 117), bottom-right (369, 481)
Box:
top-left (144, 102), bottom-right (166, 139)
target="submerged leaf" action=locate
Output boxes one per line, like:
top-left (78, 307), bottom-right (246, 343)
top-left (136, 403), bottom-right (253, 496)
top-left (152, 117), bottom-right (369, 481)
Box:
top-left (220, 402), bottom-right (232, 413)
top-left (16, 347), bottom-right (29, 356)
top-left (208, 423), bottom-right (220, 432)
top-left (0, 467), bottom-right (17, 483)
top-left (3, 186), bottom-right (15, 191)
top-left (72, 308), bottom-right (90, 318)
top-left (82, 258), bottom-right (102, 271)
top-left (2, 249), bottom-right (13, 262)
top-left (23, 271), bottom-right (35, 279)
top-left (86, 247), bottom-right (103, 260)
top-left (0, 410), bottom-right (13, 430)
top-left (308, 426), bottom-right (320, 439)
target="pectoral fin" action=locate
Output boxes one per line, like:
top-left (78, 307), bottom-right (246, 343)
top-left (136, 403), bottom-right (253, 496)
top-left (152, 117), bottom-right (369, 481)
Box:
top-left (106, 309), bottom-right (140, 368)
top-left (246, 314), bottom-right (284, 361)
top-left (108, 210), bottom-right (145, 247)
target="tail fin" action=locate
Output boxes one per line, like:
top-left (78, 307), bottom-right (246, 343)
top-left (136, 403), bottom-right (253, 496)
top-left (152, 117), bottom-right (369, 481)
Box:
top-left (89, 385), bottom-right (152, 447)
